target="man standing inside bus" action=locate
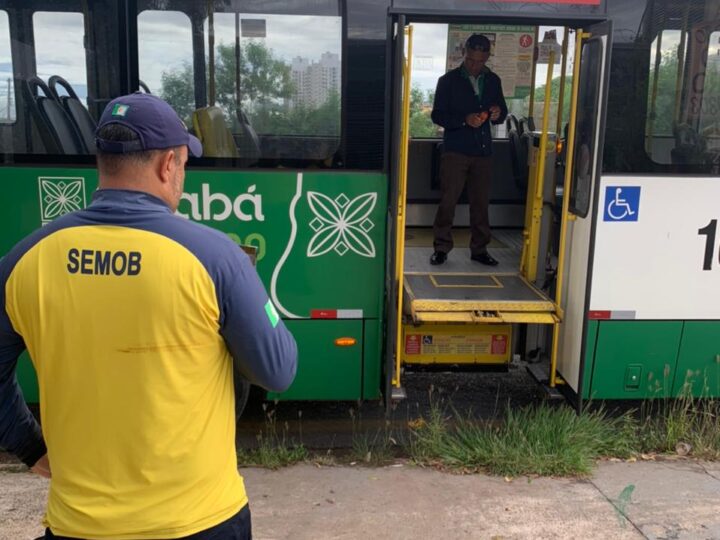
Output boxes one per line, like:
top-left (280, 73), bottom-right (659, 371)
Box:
top-left (430, 33), bottom-right (508, 266)
top-left (0, 93), bottom-right (297, 539)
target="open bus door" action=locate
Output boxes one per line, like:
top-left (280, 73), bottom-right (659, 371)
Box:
top-left (386, 14), bottom-right (410, 403)
top-left (387, 17), bottom-right (614, 405)
top-left (555, 21), bottom-right (613, 407)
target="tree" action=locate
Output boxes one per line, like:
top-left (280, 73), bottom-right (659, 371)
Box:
top-left (160, 41), bottom-right (293, 126)
top-left (251, 88), bottom-right (340, 136)
top-left (531, 75), bottom-right (574, 131)
top-left (409, 86), bottom-right (439, 138)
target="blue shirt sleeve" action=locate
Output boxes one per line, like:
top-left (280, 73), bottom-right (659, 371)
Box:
top-left (0, 256), bottom-right (46, 467)
top-left (217, 249), bottom-right (297, 393)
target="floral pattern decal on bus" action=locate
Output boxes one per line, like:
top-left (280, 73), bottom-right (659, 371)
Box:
top-left (306, 191), bottom-right (377, 258)
top-left (38, 177), bottom-right (87, 225)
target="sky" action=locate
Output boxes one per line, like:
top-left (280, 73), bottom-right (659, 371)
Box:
top-left (137, 10), bottom-right (342, 93)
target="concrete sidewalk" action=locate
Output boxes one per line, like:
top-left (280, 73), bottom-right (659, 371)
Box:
top-left (2, 459), bottom-right (720, 540)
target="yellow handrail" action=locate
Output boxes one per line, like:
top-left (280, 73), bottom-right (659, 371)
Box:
top-left (522, 50), bottom-right (555, 282)
top-left (549, 29), bottom-right (587, 387)
top-left (392, 25), bottom-right (413, 388)
top-left (556, 27), bottom-right (570, 137)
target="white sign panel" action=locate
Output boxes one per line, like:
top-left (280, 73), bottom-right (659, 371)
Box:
top-left (446, 24), bottom-right (534, 99)
top-left (590, 176), bottom-right (720, 319)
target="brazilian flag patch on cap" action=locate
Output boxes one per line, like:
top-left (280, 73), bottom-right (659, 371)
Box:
top-left (265, 299), bottom-right (280, 328)
top-left (112, 103), bottom-right (129, 117)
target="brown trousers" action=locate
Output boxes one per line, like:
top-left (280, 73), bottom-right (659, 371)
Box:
top-left (433, 152), bottom-right (493, 256)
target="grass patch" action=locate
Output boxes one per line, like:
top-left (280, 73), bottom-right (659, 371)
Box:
top-left (637, 395), bottom-right (720, 460)
top-left (349, 408), bottom-right (399, 466)
top-left (409, 401), bottom-right (636, 477)
top-left (237, 404), bottom-right (308, 469)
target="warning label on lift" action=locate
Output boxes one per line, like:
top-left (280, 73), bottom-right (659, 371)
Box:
top-left (403, 325), bottom-right (511, 365)
top-left (406, 334), bottom-right (507, 355)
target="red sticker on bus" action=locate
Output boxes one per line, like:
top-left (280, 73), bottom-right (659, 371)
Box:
top-left (405, 334), bottom-right (421, 355)
top-left (491, 335), bottom-right (507, 355)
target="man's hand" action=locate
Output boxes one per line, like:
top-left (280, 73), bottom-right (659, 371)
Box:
top-left (489, 105), bottom-right (501, 122)
top-left (31, 454), bottom-right (51, 478)
top-left (465, 112), bottom-right (489, 128)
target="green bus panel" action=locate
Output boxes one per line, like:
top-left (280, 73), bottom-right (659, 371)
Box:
top-left (589, 321), bottom-right (683, 399)
top-left (362, 319), bottom-right (383, 400)
top-left (268, 319), bottom-right (364, 401)
top-left (1, 167), bottom-right (387, 402)
top-left (581, 321), bottom-right (599, 400)
top-left (673, 322), bottom-right (720, 397)
top-left (17, 352), bottom-right (38, 403)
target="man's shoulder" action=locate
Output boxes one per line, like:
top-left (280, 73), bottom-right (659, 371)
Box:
top-left (439, 67), bottom-right (462, 82)
top-left (0, 212), bottom-right (86, 281)
top-left (151, 213), bottom-right (242, 263)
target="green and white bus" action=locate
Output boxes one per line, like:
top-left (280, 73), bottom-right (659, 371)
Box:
top-left (0, 0), bottom-right (718, 411)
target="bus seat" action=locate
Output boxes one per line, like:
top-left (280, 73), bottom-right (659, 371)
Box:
top-left (138, 80), bottom-right (151, 94)
top-left (505, 113), bottom-right (519, 134)
top-left (234, 109), bottom-right (262, 164)
top-left (671, 123), bottom-right (706, 165)
top-left (22, 77), bottom-right (87, 154)
top-left (192, 106), bottom-right (240, 158)
top-left (48, 76), bottom-right (97, 155)
top-left (519, 116), bottom-right (535, 134)
top-left (519, 130), bottom-right (531, 182)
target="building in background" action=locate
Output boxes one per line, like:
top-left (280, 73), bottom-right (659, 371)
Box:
top-left (290, 52), bottom-right (340, 108)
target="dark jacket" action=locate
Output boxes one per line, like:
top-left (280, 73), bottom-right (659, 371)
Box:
top-left (431, 65), bottom-right (508, 156)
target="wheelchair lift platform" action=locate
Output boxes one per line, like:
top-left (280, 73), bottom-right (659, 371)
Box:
top-left (403, 271), bottom-right (557, 325)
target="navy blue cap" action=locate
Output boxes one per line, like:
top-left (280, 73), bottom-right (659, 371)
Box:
top-left (95, 92), bottom-right (202, 157)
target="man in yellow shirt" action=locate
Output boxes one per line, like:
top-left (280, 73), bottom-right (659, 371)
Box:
top-left (0, 93), bottom-right (297, 539)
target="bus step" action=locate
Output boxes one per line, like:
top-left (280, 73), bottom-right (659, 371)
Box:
top-left (391, 386), bottom-right (407, 401)
top-left (526, 363), bottom-right (565, 401)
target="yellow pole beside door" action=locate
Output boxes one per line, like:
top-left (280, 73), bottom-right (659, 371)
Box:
top-left (392, 25), bottom-right (414, 388)
top-left (522, 50), bottom-right (555, 283)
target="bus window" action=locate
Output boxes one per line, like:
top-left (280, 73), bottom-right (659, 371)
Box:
top-left (137, 10), bottom-right (194, 121)
top-left (700, 31), bottom-right (720, 155)
top-left (645, 29), bottom-right (683, 163)
top-left (33, 12), bottom-right (87, 105)
top-left (200, 12), bottom-right (342, 164)
top-left (204, 14), bottom-right (341, 136)
top-left (569, 38), bottom-right (601, 218)
top-left (0, 10), bottom-right (13, 123)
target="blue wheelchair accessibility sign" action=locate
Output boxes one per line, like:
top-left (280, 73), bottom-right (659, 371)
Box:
top-left (604, 186), bottom-right (641, 222)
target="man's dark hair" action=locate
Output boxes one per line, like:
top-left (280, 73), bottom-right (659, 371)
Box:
top-left (96, 124), bottom-right (180, 176)
top-left (465, 34), bottom-right (491, 52)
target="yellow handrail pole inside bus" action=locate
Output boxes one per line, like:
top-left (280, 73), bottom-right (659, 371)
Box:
top-left (392, 25), bottom-right (413, 388)
top-left (645, 30), bottom-right (663, 153)
top-left (550, 29), bottom-right (586, 388)
top-left (207, 0), bottom-right (215, 106)
top-left (524, 50), bottom-right (555, 282)
top-left (528, 27), bottom-right (540, 119)
top-left (674, 7), bottom-right (689, 125)
top-left (556, 27), bottom-right (570, 137)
